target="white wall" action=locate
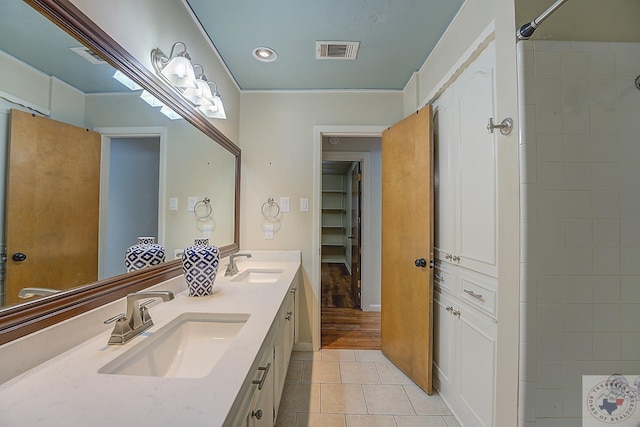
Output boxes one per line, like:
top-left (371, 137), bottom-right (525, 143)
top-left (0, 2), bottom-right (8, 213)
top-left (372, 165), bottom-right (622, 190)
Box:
top-left (519, 39), bottom-right (640, 426)
top-left (239, 91), bottom-right (402, 345)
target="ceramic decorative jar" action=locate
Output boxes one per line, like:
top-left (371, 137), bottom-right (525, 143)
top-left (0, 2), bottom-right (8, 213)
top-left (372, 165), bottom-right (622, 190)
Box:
top-left (124, 236), bottom-right (166, 272)
top-left (182, 238), bottom-right (220, 296)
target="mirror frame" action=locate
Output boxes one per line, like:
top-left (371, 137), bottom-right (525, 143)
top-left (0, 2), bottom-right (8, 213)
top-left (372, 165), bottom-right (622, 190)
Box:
top-left (0, 0), bottom-right (241, 345)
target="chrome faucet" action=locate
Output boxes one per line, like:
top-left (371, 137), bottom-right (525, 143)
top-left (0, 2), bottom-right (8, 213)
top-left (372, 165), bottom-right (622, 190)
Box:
top-left (104, 290), bottom-right (174, 345)
top-left (225, 253), bottom-right (252, 276)
top-left (18, 287), bottom-right (59, 298)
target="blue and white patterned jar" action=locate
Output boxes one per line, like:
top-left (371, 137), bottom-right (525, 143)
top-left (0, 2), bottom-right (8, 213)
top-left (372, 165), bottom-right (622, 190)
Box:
top-left (124, 236), bottom-right (166, 272)
top-left (182, 238), bottom-right (220, 297)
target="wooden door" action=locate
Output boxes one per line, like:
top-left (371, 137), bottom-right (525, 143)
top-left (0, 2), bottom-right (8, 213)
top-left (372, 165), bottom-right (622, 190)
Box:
top-left (381, 105), bottom-right (434, 393)
top-left (5, 109), bottom-right (101, 305)
top-left (349, 162), bottom-right (361, 307)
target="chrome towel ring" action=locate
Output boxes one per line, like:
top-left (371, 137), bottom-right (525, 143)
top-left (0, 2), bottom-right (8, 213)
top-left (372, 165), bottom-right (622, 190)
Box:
top-left (194, 197), bottom-right (212, 219)
top-left (261, 197), bottom-right (280, 219)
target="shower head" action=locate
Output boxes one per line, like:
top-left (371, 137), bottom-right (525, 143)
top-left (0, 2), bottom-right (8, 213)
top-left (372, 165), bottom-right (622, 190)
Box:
top-left (517, 0), bottom-right (570, 40)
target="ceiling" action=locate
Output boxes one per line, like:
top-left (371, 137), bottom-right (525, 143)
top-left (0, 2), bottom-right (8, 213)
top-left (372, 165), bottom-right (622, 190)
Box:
top-left (184, 0), bottom-right (465, 91)
top-left (0, 0), bottom-right (124, 94)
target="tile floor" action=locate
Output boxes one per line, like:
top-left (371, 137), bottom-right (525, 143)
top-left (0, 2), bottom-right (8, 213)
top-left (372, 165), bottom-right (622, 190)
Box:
top-left (276, 349), bottom-right (460, 427)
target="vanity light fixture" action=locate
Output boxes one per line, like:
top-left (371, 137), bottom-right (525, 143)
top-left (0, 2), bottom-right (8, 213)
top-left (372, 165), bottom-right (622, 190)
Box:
top-left (252, 46), bottom-right (277, 62)
top-left (150, 43), bottom-right (227, 120)
top-left (182, 65), bottom-right (214, 105)
top-left (151, 42), bottom-right (198, 89)
top-left (113, 70), bottom-right (142, 90)
top-left (200, 81), bottom-right (226, 119)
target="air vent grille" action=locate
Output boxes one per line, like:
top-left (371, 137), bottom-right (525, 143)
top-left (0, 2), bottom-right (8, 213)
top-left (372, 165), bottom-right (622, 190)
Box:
top-left (69, 46), bottom-right (106, 64)
top-left (316, 41), bottom-right (360, 60)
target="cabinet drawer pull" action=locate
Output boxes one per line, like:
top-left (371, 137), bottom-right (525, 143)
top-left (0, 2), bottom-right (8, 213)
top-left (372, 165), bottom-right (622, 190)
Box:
top-left (251, 409), bottom-right (263, 420)
top-left (252, 362), bottom-right (271, 390)
top-left (434, 273), bottom-right (444, 281)
top-left (464, 289), bottom-right (483, 300)
top-left (451, 309), bottom-right (461, 317)
top-left (286, 311), bottom-right (293, 320)
top-left (445, 305), bottom-right (453, 312)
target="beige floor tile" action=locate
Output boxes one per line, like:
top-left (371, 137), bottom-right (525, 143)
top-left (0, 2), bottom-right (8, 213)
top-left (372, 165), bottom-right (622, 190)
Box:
top-left (403, 386), bottom-right (452, 415)
top-left (302, 360), bottom-right (341, 383)
top-left (285, 360), bottom-right (304, 382)
top-left (275, 411), bottom-right (297, 427)
top-left (362, 384), bottom-right (415, 415)
top-left (292, 351), bottom-right (321, 361)
top-left (345, 414), bottom-right (397, 427)
top-left (321, 349), bottom-right (357, 361)
top-left (320, 383), bottom-right (367, 414)
top-left (374, 361), bottom-right (414, 385)
top-left (279, 382), bottom-right (321, 413)
top-left (296, 413), bottom-right (346, 427)
top-left (354, 350), bottom-right (389, 363)
top-left (340, 361), bottom-right (381, 384)
top-left (443, 415), bottom-right (461, 427)
top-left (395, 415), bottom-right (448, 427)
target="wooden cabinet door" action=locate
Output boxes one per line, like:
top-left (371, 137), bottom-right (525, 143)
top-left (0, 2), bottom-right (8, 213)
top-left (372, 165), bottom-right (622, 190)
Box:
top-left (381, 105), bottom-right (434, 394)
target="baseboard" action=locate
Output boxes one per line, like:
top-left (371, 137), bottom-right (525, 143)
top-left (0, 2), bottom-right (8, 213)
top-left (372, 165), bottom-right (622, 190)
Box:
top-left (293, 342), bottom-right (314, 352)
top-left (362, 304), bottom-right (381, 312)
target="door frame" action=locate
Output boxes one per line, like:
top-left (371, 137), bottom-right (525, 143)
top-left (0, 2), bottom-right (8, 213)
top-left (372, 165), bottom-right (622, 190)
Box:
top-left (312, 126), bottom-right (386, 351)
top-left (93, 127), bottom-right (167, 279)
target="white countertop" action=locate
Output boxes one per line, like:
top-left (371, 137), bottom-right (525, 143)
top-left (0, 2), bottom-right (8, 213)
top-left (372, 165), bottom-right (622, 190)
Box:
top-left (0, 251), bottom-right (301, 427)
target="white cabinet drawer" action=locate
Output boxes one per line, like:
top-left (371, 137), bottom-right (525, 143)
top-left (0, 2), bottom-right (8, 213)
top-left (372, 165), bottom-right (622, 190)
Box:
top-left (458, 269), bottom-right (497, 317)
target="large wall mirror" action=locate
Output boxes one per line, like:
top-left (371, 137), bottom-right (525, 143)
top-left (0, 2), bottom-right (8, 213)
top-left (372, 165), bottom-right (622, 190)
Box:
top-left (0, 0), bottom-right (240, 344)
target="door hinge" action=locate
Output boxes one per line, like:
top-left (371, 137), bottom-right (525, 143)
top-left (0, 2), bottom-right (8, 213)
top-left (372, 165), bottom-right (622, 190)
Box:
top-left (358, 173), bottom-right (362, 181)
top-left (429, 259), bottom-right (434, 269)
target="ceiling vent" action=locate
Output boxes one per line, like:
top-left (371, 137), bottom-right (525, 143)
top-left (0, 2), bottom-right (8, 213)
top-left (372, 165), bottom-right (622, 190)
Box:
top-left (316, 41), bottom-right (360, 60)
top-left (69, 46), bottom-right (106, 65)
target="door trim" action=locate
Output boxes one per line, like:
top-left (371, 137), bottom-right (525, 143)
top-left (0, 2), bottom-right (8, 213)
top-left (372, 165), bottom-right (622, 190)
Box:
top-left (94, 127), bottom-right (167, 279)
top-left (312, 126), bottom-right (386, 351)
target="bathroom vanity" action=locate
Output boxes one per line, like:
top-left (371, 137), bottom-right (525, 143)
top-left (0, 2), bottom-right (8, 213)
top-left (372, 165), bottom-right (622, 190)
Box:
top-left (0, 251), bottom-right (300, 427)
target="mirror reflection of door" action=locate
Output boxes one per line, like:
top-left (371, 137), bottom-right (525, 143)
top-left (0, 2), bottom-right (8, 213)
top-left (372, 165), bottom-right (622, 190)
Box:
top-left (5, 109), bottom-right (101, 306)
top-left (321, 160), bottom-right (362, 309)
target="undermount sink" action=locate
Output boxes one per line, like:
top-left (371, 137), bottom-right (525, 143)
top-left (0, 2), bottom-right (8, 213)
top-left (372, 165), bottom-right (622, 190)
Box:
top-left (98, 312), bottom-right (250, 378)
top-left (231, 269), bottom-right (283, 283)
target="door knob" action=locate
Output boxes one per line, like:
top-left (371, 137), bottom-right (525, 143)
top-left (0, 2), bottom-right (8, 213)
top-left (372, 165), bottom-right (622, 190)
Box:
top-left (414, 258), bottom-right (427, 268)
top-left (12, 253), bottom-right (27, 262)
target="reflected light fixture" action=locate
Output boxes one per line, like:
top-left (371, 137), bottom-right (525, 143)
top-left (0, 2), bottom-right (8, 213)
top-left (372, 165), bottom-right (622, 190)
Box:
top-left (113, 70), bottom-right (142, 90)
top-left (201, 81), bottom-right (226, 119)
top-left (151, 42), bottom-right (198, 88)
top-left (160, 105), bottom-right (182, 120)
top-left (253, 46), bottom-right (277, 62)
top-left (140, 90), bottom-right (164, 107)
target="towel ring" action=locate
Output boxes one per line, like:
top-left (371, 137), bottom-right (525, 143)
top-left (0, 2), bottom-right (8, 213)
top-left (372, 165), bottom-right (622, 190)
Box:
top-left (194, 197), bottom-right (212, 219)
top-left (261, 197), bottom-right (280, 219)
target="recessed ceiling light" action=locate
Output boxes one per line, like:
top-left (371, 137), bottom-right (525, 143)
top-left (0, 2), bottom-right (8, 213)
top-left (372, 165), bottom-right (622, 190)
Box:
top-left (253, 47), bottom-right (277, 62)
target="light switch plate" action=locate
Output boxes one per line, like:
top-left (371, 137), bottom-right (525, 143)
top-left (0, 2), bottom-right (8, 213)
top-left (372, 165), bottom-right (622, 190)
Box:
top-left (187, 197), bottom-right (198, 212)
top-left (300, 198), bottom-right (309, 211)
top-left (169, 198), bottom-right (178, 211)
top-left (280, 197), bottom-right (290, 213)
top-left (265, 224), bottom-right (274, 240)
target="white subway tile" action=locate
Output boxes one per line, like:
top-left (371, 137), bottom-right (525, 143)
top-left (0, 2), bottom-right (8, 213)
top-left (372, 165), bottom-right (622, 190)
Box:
top-left (538, 303), bottom-right (566, 332)
top-left (588, 52), bottom-right (616, 79)
top-left (563, 105), bottom-right (590, 134)
top-left (535, 51), bottom-right (563, 78)
top-left (565, 276), bottom-right (594, 304)
top-left (620, 191), bottom-right (640, 219)
top-left (564, 333), bottom-right (593, 361)
top-left (593, 277), bottom-right (621, 303)
top-left (563, 79), bottom-right (589, 105)
top-left (620, 333), bottom-right (640, 360)
top-left (536, 78), bottom-right (563, 105)
top-left (537, 133), bottom-right (565, 162)
top-left (593, 220), bottom-right (620, 247)
top-left (590, 106), bottom-right (617, 135)
top-left (593, 247), bottom-right (620, 275)
top-left (591, 164), bottom-right (618, 190)
top-left (589, 79), bottom-right (617, 107)
top-left (562, 52), bottom-right (589, 80)
top-left (621, 247), bottom-right (640, 275)
top-left (589, 134), bottom-right (617, 163)
top-left (565, 220), bottom-right (592, 247)
top-left (621, 276), bottom-right (640, 303)
top-left (565, 304), bottom-right (593, 332)
top-left (535, 389), bottom-right (564, 418)
top-left (564, 134), bottom-right (590, 162)
top-left (538, 333), bottom-right (566, 360)
top-left (592, 190), bottom-right (619, 219)
top-left (536, 105), bottom-right (563, 133)
top-left (592, 303), bottom-right (621, 332)
top-left (538, 361), bottom-right (565, 388)
top-left (620, 220), bottom-right (640, 247)
top-left (615, 53), bottom-right (640, 79)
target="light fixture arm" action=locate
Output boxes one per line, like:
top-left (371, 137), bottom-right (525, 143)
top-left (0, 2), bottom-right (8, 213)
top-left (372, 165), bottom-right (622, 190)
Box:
top-left (168, 41), bottom-right (191, 61)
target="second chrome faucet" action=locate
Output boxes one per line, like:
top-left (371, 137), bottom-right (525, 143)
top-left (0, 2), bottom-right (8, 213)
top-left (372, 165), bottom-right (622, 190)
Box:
top-left (224, 253), bottom-right (252, 276)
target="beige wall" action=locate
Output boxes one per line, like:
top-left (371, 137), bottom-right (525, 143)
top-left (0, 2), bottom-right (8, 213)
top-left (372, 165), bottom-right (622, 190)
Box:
top-left (239, 91), bottom-right (402, 345)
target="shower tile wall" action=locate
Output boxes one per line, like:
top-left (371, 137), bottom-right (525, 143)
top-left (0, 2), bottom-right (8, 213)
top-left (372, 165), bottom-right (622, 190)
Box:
top-left (518, 40), bottom-right (640, 426)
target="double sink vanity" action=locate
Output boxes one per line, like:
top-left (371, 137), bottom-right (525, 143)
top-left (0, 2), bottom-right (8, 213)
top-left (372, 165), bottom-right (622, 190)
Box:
top-left (0, 251), bottom-right (301, 426)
